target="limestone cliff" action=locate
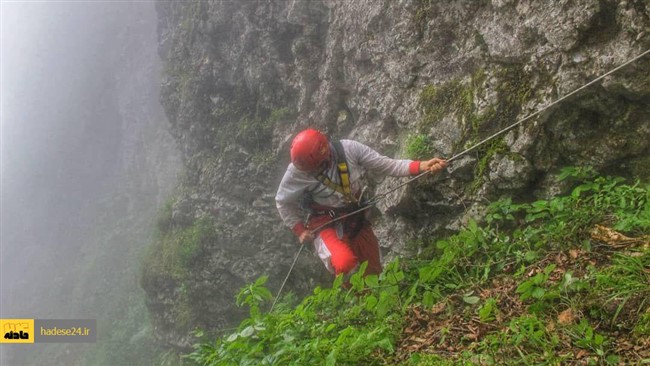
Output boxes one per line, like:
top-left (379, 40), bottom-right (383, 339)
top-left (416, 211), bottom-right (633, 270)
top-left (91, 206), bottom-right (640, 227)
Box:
top-left (141, 0), bottom-right (650, 349)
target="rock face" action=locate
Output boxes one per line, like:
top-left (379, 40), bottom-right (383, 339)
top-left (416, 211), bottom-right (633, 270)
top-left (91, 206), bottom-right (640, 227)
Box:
top-left (141, 0), bottom-right (650, 349)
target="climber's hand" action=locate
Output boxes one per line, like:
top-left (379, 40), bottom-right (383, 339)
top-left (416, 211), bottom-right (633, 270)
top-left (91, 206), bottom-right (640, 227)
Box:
top-left (298, 231), bottom-right (314, 245)
top-left (419, 158), bottom-right (447, 174)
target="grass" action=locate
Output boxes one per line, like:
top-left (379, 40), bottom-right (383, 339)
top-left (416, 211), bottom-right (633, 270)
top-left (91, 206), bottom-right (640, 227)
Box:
top-left (186, 167), bottom-right (650, 365)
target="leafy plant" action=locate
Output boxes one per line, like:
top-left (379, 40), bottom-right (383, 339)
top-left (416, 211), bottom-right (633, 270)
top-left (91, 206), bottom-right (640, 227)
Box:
top-left (565, 318), bottom-right (608, 357)
top-left (236, 276), bottom-right (273, 319)
top-left (516, 264), bottom-right (557, 302)
top-left (478, 297), bottom-right (499, 322)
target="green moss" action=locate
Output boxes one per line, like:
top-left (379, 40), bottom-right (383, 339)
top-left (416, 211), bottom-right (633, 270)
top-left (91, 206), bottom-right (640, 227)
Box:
top-left (634, 312), bottom-right (650, 336)
top-left (417, 65), bottom-right (535, 193)
top-left (405, 134), bottom-right (435, 160)
top-left (235, 115), bottom-right (273, 149)
top-left (493, 66), bottom-right (533, 123)
top-left (419, 80), bottom-right (473, 130)
top-left (156, 197), bottom-right (176, 234)
top-left (212, 106), bottom-right (295, 155)
top-left (164, 61), bottom-right (193, 92)
top-left (268, 107), bottom-right (292, 124)
top-left (142, 216), bottom-right (217, 282)
top-left (251, 151), bottom-right (276, 167)
top-left (176, 1), bottom-right (203, 42)
top-left (141, 216), bottom-right (218, 331)
top-left (470, 138), bottom-right (509, 193)
top-left (630, 155), bottom-right (650, 182)
top-left (234, 107), bottom-right (294, 152)
top-left (413, 0), bottom-right (436, 36)
top-left (141, 211), bottom-right (220, 333)
top-left (418, 69), bottom-right (487, 134)
top-left (174, 296), bottom-right (195, 330)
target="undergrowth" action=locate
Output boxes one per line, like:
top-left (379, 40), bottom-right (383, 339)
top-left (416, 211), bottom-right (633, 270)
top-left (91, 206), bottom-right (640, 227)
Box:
top-left (188, 167), bottom-right (649, 365)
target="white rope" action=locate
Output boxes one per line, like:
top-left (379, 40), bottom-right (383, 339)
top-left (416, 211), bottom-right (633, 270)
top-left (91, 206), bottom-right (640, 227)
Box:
top-left (270, 244), bottom-right (305, 312)
top-left (447, 48), bottom-right (650, 163)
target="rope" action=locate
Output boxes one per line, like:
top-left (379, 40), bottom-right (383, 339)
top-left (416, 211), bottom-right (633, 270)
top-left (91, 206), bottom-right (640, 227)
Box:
top-left (270, 243), bottom-right (305, 312)
top-left (270, 47), bottom-right (649, 311)
top-left (446, 47), bottom-right (650, 164)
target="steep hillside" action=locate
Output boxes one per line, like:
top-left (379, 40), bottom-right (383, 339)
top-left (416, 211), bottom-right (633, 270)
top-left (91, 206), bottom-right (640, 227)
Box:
top-left (188, 169), bottom-right (650, 365)
top-left (141, 0), bottom-right (650, 349)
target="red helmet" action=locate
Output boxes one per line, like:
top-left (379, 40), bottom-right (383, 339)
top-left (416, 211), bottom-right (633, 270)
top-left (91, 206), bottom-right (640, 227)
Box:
top-left (290, 129), bottom-right (330, 172)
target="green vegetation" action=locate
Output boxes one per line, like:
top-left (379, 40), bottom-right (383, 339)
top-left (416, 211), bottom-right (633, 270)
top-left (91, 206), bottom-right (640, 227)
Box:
top-left (211, 105), bottom-right (295, 157)
top-left (142, 206), bottom-right (221, 331)
top-left (413, 0), bottom-right (434, 36)
top-left (470, 137), bottom-right (509, 193)
top-left (143, 215), bottom-right (217, 281)
top-left (187, 167), bottom-right (650, 365)
top-left (405, 134), bottom-right (435, 160)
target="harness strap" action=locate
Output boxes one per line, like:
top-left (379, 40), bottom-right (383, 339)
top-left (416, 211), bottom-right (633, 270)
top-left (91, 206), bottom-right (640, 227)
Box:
top-left (316, 141), bottom-right (356, 203)
top-left (306, 202), bottom-right (367, 239)
top-left (338, 161), bottom-right (353, 199)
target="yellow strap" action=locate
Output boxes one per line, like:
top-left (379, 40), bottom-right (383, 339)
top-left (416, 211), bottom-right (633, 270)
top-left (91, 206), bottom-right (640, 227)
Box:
top-left (338, 162), bottom-right (353, 199)
top-left (317, 161), bottom-right (356, 203)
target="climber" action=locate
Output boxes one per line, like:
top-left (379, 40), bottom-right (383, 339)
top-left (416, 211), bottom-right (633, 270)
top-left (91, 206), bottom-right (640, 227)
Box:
top-left (275, 128), bottom-right (447, 277)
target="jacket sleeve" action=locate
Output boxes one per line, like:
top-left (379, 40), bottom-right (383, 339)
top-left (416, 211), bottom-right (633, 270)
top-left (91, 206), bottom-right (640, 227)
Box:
top-left (275, 165), bottom-right (310, 236)
top-left (343, 140), bottom-right (420, 177)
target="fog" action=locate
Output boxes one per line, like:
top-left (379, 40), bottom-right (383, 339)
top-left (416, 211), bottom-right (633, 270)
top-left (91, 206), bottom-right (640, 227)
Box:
top-left (1, 2), bottom-right (180, 364)
top-left (2, 3), bottom-right (122, 280)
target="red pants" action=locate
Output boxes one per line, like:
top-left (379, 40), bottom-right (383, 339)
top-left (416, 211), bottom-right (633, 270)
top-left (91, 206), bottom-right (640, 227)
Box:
top-left (317, 221), bottom-right (382, 276)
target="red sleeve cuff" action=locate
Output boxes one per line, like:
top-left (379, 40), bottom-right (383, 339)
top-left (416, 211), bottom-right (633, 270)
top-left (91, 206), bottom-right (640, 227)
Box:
top-left (409, 161), bottom-right (421, 175)
top-left (292, 222), bottom-right (307, 237)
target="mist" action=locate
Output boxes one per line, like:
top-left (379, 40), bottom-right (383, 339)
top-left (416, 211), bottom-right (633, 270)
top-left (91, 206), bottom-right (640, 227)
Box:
top-left (1, 2), bottom-right (180, 364)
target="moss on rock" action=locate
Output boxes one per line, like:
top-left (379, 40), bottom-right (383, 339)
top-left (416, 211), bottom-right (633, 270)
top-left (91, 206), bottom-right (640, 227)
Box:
top-left (415, 65), bottom-right (536, 193)
top-left (142, 215), bottom-right (217, 282)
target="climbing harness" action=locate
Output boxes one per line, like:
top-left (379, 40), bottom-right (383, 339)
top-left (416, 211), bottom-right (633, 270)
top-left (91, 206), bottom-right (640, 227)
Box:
top-left (316, 141), bottom-right (357, 204)
top-left (271, 48), bottom-right (650, 310)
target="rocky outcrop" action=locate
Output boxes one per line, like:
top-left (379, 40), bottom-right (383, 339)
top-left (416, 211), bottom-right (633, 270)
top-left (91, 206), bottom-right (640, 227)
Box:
top-left (142, 0), bottom-right (650, 349)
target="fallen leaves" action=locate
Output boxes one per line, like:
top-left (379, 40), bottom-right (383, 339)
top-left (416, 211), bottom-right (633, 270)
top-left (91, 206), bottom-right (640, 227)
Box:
top-left (393, 223), bottom-right (649, 364)
top-left (430, 301), bottom-right (445, 315)
top-left (590, 224), bottom-right (649, 248)
top-left (558, 308), bottom-right (575, 325)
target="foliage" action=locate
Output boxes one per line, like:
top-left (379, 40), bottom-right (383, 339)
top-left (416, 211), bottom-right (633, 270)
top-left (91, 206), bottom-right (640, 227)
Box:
top-left (187, 261), bottom-right (407, 365)
top-left (188, 168), bottom-right (650, 365)
top-left (156, 196), bottom-right (176, 234)
top-left (142, 215), bottom-right (218, 284)
top-left (141, 215), bottom-right (219, 331)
